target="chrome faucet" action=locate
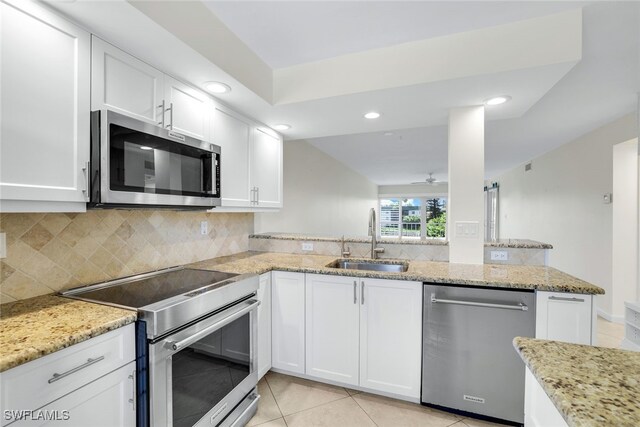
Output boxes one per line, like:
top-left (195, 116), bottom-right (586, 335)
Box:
top-left (368, 208), bottom-right (385, 259)
top-left (341, 235), bottom-right (351, 258)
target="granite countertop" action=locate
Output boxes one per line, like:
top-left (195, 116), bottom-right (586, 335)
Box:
top-left (189, 251), bottom-right (603, 294)
top-left (0, 295), bottom-right (136, 373)
top-left (250, 233), bottom-right (553, 249)
top-left (513, 337), bottom-right (640, 427)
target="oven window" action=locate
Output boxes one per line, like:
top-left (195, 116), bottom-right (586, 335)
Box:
top-left (172, 313), bottom-right (250, 427)
top-left (109, 123), bottom-right (214, 197)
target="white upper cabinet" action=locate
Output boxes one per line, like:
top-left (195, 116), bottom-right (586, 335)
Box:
top-left (305, 274), bottom-right (360, 386)
top-left (536, 292), bottom-right (594, 345)
top-left (213, 106), bottom-right (252, 207)
top-left (163, 76), bottom-right (211, 141)
top-left (91, 37), bottom-right (164, 126)
top-left (250, 128), bottom-right (283, 208)
top-left (0, 0), bottom-right (90, 212)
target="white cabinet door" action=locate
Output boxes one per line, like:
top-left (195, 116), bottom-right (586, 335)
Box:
top-left (164, 76), bottom-right (210, 141)
top-left (250, 128), bottom-right (283, 208)
top-left (212, 106), bottom-right (252, 207)
top-left (257, 272), bottom-right (272, 378)
top-left (305, 274), bottom-right (360, 386)
top-left (11, 361), bottom-right (136, 427)
top-left (536, 292), bottom-right (593, 345)
top-left (271, 271), bottom-right (305, 374)
top-left (91, 36), bottom-right (164, 125)
top-left (359, 278), bottom-right (422, 398)
top-left (0, 0), bottom-right (90, 212)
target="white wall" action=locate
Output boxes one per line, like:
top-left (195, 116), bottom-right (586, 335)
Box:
top-left (497, 113), bottom-right (637, 317)
top-left (378, 183), bottom-right (448, 197)
top-left (254, 139), bottom-right (378, 236)
top-left (612, 139), bottom-right (639, 319)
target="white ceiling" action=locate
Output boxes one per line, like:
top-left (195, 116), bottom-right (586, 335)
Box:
top-left (306, 1), bottom-right (639, 184)
top-left (50, 1), bottom-right (639, 186)
top-left (204, 1), bottom-right (586, 69)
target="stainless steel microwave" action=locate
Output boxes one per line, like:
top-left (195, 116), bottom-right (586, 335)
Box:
top-left (89, 110), bottom-right (221, 209)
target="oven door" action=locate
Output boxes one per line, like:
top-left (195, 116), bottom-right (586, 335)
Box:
top-left (149, 298), bottom-right (259, 427)
top-left (91, 109), bottom-right (221, 208)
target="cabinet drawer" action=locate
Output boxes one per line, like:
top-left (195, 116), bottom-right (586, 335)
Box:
top-left (1, 324), bottom-right (135, 418)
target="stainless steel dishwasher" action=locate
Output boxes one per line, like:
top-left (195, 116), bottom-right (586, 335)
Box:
top-left (422, 284), bottom-right (535, 425)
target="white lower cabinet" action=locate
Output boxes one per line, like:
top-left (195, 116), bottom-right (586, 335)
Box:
top-left (305, 275), bottom-right (360, 386)
top-left (271, 271), bottom-right (306, 374)
top-left (0, 324), bottom-right (136, 427)
top-left (524, 368), bottom-right (568, 427)
top-left (257, 272), bottom-right (272, 378)
top-left (302, 274), bottom-right (422, 399)
top-left (359, 278), bottom-right (422, 398)
top-left (535, 292), bottom-right (594, 345)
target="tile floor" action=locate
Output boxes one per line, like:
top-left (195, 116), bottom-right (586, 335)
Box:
top-left (596, 316), bottom-right (626, 349)
top-left (248, 372), bottom-right (503, 427)
top-left (248, 317), bottom-right (626, 427)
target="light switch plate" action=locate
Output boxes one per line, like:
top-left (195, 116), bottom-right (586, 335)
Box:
top-left (0, 233), bottom-right (5, 258)
top-left (455, 221), bottom-right (480, 238)
top-left (301, 242), bottom-right (314, 251)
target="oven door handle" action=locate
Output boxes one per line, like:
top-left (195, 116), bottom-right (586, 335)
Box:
top-left (165, 299), bottom-right (260, 352)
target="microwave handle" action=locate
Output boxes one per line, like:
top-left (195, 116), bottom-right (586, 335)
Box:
top-left (165, 299), bottom-right (260, 352)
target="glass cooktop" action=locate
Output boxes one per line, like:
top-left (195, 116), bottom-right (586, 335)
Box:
top-left (70, 268), bottom-right (239, 309)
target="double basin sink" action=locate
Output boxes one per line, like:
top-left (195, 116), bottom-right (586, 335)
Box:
top-left (326, 259), bottom-right (409, 273)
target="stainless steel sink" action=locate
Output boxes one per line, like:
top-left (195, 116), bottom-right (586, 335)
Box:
top-left (326, 259), bottom-right (409, 273)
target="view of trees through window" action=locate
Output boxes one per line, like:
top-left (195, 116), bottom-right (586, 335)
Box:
top-left (380, 197), bottom-right (447, 238)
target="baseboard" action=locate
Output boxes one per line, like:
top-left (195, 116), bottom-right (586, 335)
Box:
top-left (597, 308), bottom-right (625, 324)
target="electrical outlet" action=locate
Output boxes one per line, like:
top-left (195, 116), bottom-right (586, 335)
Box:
top-left (490, 250), bottom-right (509, 261)
top-left (301, 242), bottom-right (314, 251)
top-left (0, 233), bottom-right (6, 258)
top-left (200, 221), bottom-right (208, 235)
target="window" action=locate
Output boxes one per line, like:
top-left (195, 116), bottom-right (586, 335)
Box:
top-left (379, 196), bottom-right (447, 239)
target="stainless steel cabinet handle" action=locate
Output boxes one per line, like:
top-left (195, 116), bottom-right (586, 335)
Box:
top-left (430, 294), bottom-right (528, 311)
top-left (81, 161), bottom-right (90, 201)
top-left (158, 100), bottom-right (165, 127)
top-left (165, 299), bottom-right (260, 352)
top-left (256, 187), bottom-right (259, 205)
top-left (361, 281), bottom-right (365, 305)
top-left (128, 369), bottom-right (136, 411)
top-left (48, 356), bottom-right (105, 383)
top-left (166, 102), bottom-right (173, 129)
top-left (549, 296), bottom-right (585, 303)
top-left (353, 281), bottom-right (357, 304)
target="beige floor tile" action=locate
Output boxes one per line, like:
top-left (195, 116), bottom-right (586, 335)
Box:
top-left (597, 317), bottom-right (625, 338)
top-left (253, 418), bottom-right (287, 427)
top-left (353, 393), bottom-right (460, 427)
top-left (285, 397), bottom-right (376, 427)
top-left (248, 379), bottom-right (283, 426)
top-left (597, 333), bottom-right (623, 349)
top-left (455, 416), bottom-right (507, 426)
top-left (265, 372), bottom-right (349, 416)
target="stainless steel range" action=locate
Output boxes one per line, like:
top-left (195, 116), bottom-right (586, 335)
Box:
top-left (62, 267), bottom-right (260, 427)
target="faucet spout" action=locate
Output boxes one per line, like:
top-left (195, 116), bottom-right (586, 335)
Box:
top-left (368, 208), bottom-right (384, 259)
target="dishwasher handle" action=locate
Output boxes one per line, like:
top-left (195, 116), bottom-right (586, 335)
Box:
top-left (430, 294), bottom-right (528, 311)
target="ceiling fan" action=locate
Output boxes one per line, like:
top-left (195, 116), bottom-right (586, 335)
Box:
top-left (411, 173), bottom-right (446, 186)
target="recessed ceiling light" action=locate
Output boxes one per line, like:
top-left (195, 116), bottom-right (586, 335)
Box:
top-left (140, 146), bottom-right (153, 150)
top-left (485, 95), bottom-right (511, 106)
top-left (204, 81), bottom-right (231, 94)
top-left (364, 112), bottom-right (381, 119)
top-left (272, 124), bottom-right (291, 131)
top-left (383, 131), bottom-right (394, 136)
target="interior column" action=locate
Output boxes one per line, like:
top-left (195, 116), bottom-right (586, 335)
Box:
top-left (448, 106), bottom-right (485, 264)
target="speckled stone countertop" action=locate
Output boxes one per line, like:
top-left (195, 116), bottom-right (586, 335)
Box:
top-left (189, 251), bottom-right (602, 294)
top-left (0, 295), bottom-right (136, 372)
top-left (250, 233), bottom-right (553, 249)
top-left (514, 337), bottom-right (640, 427)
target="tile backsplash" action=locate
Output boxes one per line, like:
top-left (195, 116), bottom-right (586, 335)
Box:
top-left (0, 211), bottom-right (253, 303)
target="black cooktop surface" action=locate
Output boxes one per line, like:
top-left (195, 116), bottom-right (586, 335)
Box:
top-left (73, 268), bottom-right (239, 308)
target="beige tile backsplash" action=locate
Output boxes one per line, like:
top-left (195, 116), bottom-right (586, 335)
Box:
top-left (0, 211), bottom-right (253, 303)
